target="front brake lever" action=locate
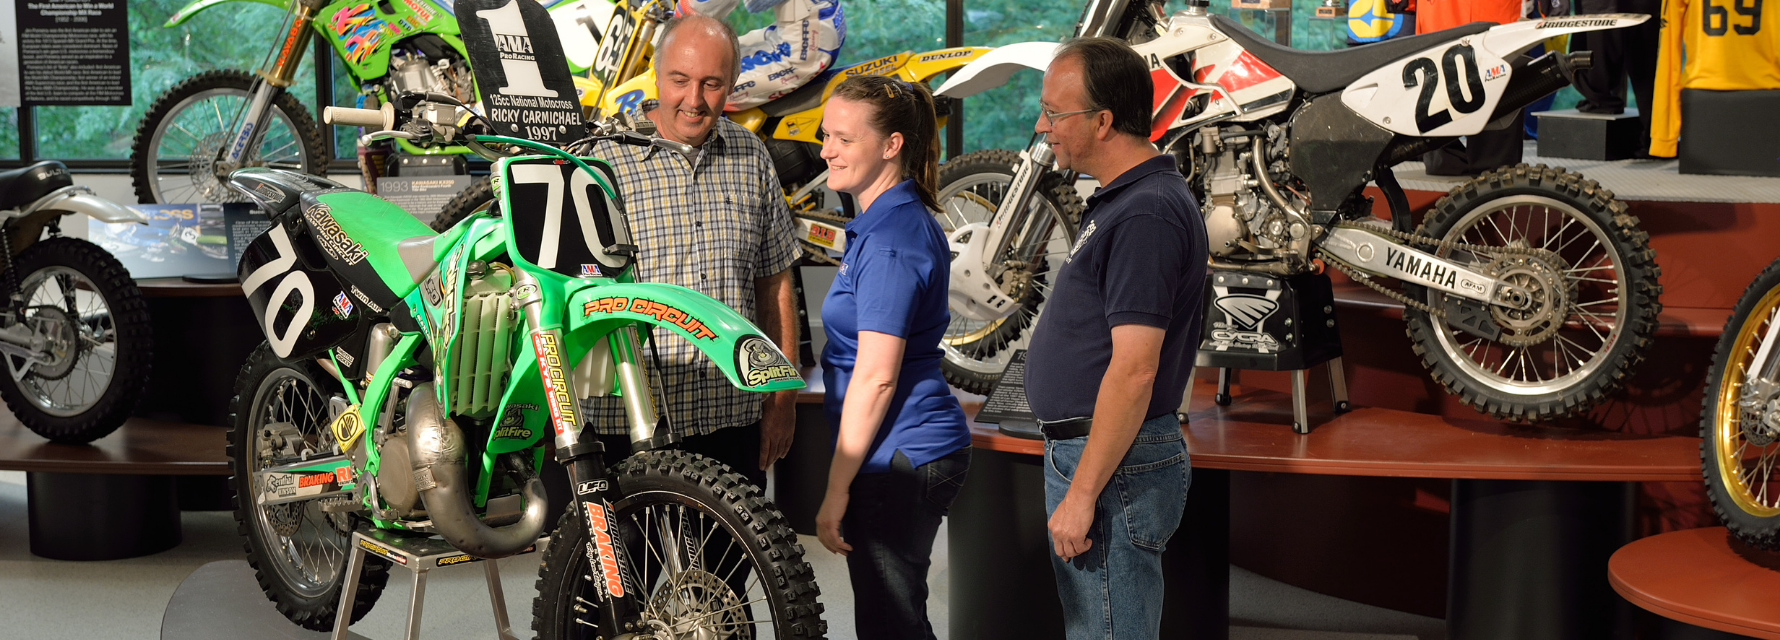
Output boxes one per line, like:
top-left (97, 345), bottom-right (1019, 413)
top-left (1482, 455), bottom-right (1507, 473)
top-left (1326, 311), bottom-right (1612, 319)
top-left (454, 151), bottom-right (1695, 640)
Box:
top-left (358, 130), bottom-right (419, 147)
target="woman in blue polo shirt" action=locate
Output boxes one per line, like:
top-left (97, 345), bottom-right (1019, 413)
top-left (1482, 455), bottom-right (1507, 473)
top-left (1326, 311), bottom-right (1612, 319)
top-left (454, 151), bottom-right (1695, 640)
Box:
top-left (813, 75), bottom-right (970, 640)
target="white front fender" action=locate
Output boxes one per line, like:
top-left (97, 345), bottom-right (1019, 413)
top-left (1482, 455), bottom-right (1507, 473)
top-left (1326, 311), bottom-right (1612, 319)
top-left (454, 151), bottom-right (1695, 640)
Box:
top-left (933, 41), bottom-right (1061, 99)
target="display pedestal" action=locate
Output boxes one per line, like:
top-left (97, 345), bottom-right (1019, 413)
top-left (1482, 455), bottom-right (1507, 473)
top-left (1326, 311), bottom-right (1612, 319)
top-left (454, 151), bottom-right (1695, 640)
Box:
top-left (1533, 109), bottom-right (1643, 161)
top-left (28, 471), bottom-right (181, 560)
top-left (1679, 89), bottom-right (1780, 177)
top-left (1611, 527), bottom-right (1780, 639)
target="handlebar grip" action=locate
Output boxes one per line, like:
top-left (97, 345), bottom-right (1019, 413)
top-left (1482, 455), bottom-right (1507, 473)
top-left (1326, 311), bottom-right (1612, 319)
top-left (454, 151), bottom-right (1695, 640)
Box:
top-left (323, 104), bottom-right (393, 129)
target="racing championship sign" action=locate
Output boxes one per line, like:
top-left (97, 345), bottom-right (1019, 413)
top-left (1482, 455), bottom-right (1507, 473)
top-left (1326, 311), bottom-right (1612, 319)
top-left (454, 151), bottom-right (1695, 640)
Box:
top-left (456, 0), bottom-right (585, 145)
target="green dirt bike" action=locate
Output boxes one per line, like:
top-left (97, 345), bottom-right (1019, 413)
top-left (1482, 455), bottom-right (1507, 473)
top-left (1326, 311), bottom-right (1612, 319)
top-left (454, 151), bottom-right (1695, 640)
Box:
top-left (133, 0), bottom-right (618, 204)
top-left (221, 6), bottom-right (824, 633)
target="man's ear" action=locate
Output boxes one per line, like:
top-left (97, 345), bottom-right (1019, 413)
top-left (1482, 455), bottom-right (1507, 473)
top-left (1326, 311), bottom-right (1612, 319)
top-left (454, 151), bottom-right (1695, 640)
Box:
top-left (884, 131), bottom-right (905, 160)
top-left (1094, 110), bottom-right (1117, 142)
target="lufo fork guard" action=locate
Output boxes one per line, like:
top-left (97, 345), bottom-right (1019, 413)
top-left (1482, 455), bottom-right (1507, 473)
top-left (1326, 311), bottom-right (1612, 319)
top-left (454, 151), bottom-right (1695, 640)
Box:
top-left (930, 0), bottom-right (1664, 421)
top-left (222, 7), bottom-right (826, 628)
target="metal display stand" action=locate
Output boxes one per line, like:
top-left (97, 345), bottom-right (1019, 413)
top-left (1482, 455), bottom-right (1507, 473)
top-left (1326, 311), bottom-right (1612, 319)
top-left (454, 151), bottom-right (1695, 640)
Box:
top-left (333, 528), bottom-right (543, 640)
top-left (1185, 270), bottom-right (1349, 433)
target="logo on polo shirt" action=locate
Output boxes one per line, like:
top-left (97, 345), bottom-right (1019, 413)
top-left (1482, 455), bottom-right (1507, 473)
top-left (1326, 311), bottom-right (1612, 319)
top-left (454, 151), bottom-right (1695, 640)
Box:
top-left (1068, 220), bottom-right (1098, 263)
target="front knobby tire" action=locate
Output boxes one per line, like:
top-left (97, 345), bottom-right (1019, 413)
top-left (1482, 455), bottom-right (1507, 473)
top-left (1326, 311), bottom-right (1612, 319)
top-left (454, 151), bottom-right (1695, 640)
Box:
top-left (130, 70), bottom-right (328, 205)
top-left (934, 150), bottom-right (1084, 395)
top-left (228, 343), bottom-right (388, 631)
top-left (533, 449), bottom-right (827, 639)
top-left (1403, 164), bottom-right (1661, 421)
top-left (0, 238), bottom-right (152, 444)
top-left (1702, 259), bottom-right (1780, 551)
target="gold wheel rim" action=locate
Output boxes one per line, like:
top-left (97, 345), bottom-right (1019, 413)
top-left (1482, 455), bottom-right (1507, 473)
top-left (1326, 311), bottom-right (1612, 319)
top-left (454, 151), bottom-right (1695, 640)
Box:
top-left (1716, 284), bottom-right (1780, 518)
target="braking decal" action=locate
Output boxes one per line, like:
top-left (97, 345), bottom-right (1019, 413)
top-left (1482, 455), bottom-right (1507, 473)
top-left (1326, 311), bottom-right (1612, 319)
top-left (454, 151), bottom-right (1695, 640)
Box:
top-left (584, 501), bottom-right (625, 598)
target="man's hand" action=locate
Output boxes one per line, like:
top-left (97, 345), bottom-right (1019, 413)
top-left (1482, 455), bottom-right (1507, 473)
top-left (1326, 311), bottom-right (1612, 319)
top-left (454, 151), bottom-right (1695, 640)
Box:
top-left (759, 391), bottom-right (795, 470)
top-left (1049, 492), bottom-right (1095, 560)
top-left (816, 490), bottom-right (852, 556)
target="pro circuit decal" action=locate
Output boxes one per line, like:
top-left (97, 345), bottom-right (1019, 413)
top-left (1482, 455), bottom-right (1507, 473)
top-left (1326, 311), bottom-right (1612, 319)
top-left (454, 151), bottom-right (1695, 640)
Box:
top-left (736, 336), bottom-right (798, 387)
top-left (332, 292), bottom-right (355, 319)
top-left (436, 553), bottom-right (476, 567)
top-left (583, 502), bottom-right (626, 599)
top-left (583, 297), bottom-right (718, 339)
top-left (358, 538), bottom-right (408, 565)
top-left (532, 332), bottom-right (579, 436)
top-left (303, 203), bottom-right (369, 265)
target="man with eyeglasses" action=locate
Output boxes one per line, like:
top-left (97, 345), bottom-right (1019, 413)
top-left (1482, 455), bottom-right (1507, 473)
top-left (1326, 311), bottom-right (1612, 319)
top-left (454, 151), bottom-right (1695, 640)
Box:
top-left (1023, 36), bottom-right (1207, 640)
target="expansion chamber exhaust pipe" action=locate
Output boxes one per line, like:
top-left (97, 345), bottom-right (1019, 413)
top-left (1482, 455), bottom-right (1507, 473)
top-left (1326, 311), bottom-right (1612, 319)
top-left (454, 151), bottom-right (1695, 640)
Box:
top-left (408, 382), bottom-right (548, 559)
top-left (1381, 51), bottom-right (1592, 166)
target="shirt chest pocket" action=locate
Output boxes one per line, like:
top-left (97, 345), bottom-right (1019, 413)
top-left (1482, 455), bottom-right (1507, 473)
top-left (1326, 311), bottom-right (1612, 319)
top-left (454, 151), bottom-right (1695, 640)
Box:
top-left (704, 192), bottom-right (764, 263)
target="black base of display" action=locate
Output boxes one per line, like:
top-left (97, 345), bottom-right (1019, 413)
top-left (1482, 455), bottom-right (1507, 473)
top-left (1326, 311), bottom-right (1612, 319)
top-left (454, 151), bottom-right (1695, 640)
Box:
top-left (949, 450), bottom-right (1229, 639)
top-left (1679, 89), bottom-right (1780, 177)
top-left (139, 295), bottom-right (262, 427)
top-left (1447, 479), bottom-right (1636, 640)
top-left (1533, 109), bottom-right (1643, 161)
top-left (28, 471), bottom-right (181, 560)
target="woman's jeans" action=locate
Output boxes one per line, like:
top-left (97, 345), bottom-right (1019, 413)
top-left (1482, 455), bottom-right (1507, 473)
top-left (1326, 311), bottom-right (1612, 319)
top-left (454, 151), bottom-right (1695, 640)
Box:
top-left (1044, 413), bottom-right (1191, 640)
top-left (841, 447), bottom-right (971, 640)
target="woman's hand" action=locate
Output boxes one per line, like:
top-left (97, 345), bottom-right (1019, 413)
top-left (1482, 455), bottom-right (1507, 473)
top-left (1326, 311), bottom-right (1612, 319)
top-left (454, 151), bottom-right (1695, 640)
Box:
top-left (816, 491), bottom-right (853, 556)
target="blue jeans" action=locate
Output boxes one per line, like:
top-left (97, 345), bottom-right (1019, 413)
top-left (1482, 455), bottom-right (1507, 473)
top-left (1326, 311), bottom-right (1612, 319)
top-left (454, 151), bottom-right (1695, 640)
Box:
top-left (1044, 413), bottom-right (1190, 640)
top-left (841, 448), bottom-right (971, 640)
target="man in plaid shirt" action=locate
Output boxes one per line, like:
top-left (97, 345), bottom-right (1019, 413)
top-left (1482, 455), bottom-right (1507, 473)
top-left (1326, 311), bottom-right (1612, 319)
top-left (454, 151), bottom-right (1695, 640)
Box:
top-left (580, 13), bottom-right (801, 488)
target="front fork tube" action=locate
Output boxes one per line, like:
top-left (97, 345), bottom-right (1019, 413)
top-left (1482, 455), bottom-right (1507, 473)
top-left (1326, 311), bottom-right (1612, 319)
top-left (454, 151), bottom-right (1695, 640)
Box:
top-left (983, 140), bottom-right (1064, 279)
top-left (221, 80), bottom-right (285, 170)
top-left (608, 326), bottom-right (664, 450)
top-left (556, 443), bottom-right (645, 638)
top-left (511, 273), bottom-right (648, 635)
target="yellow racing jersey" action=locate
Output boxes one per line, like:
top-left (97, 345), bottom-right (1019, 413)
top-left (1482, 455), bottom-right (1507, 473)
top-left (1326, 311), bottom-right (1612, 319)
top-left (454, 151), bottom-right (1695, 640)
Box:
top-left (1650, 0), bottom-right (1780, 156)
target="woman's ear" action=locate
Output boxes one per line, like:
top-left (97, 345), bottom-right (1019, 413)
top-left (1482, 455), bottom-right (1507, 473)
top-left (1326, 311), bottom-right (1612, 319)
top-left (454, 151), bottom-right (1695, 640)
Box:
top-left (883, 131), bottom-right (904, 160)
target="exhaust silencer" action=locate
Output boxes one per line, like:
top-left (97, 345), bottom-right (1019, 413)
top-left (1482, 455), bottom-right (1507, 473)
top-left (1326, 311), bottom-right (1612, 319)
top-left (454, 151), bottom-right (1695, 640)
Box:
top-left (1488, 51), bottom-right (1592, 122)
top-left (407, 383), bottom-right (548, 559)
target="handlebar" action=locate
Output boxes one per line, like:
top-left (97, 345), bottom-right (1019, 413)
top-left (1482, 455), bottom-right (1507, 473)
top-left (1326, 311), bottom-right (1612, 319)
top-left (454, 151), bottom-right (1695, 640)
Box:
top-left (322, 103), bottom-right (395, 130)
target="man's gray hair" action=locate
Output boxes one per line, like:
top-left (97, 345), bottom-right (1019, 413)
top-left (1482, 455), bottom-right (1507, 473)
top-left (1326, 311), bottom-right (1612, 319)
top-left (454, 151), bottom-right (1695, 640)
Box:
top-left (653, 13), bottom-right (743, 84)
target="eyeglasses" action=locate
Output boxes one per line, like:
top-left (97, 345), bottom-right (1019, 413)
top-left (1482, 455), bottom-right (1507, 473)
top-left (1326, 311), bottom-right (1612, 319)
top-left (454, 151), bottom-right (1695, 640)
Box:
top-left (1040, 107), bottom-right (1102, 126)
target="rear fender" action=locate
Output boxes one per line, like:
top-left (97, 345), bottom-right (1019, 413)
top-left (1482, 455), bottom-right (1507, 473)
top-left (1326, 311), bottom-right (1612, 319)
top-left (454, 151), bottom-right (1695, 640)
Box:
top-left (1480, 14), bottom-right (1649, 60)
top-left (566, 282), bottom-right (805, 393)
top-left (31, 188), bottom-right (147, 224)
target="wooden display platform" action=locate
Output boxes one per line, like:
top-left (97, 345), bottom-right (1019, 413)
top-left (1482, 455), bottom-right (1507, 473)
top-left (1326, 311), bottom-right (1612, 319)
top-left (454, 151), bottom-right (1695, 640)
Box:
top-left (0, 408), bottom-right (227, 475)
top-left (1610, 527), bottom-right (1780, 639)
top-left (967, 379), bottom-right (1701, 482)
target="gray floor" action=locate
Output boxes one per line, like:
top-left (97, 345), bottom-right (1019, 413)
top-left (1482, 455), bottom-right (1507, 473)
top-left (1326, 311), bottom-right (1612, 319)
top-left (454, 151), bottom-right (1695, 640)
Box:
top-left (0, 470), bottom-right (1442, 639)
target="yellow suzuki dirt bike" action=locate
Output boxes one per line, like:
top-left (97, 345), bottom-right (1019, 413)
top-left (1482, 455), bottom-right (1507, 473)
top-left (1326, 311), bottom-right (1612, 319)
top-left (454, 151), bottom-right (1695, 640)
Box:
top-left (427, 0), bottom-right (993, 268)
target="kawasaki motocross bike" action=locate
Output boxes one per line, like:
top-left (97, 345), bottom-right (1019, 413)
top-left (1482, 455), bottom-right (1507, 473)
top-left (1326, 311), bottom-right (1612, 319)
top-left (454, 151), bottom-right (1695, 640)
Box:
top-left (131, 0), bottom-right (620, 204)
top-left (931, 0), bottom-right (1663, 421)
top-left (1701, 258), bottom-right (1780, 551)
top-left (224, 88), bottom-right (823, 640)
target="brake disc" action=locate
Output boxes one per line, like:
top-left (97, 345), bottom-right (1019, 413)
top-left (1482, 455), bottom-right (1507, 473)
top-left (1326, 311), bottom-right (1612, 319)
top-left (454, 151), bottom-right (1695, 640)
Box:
top-left (649, 568), bottom-right (747, 640)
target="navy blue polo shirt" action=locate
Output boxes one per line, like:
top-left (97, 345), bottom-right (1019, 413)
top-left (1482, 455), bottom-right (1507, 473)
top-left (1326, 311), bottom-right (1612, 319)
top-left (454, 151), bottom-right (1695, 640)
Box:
top-left (1024, 155), bottom-right (1207, 422)
top-left (821, 180), bottom-right (970, 473)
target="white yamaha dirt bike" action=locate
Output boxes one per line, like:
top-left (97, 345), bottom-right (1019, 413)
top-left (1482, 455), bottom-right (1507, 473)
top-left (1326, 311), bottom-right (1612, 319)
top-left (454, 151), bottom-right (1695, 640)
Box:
top-left (931, 0), bottom-right (1663, 421)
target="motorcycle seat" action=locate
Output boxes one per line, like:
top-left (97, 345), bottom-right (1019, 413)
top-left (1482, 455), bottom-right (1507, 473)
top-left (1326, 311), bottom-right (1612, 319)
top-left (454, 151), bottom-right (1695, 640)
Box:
top-left (1208, 14), bottom-right (1494, 95)
top-left (0, 161), bottom-right (73, 210)
top-left (298, 190), bottom-right (438, 301)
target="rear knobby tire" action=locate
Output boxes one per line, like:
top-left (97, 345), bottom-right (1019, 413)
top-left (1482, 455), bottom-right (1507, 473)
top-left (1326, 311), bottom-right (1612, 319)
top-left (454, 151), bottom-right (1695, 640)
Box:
top-left (0, 237), bottom-right (152, 444)
top-left (1403, 163), bottom-right (1661, 421)
top-left (1701, 258), bottom-right (1780, 551)
top-left (229, 342), bottom-right (388, 631)
top-left (934, 149), bottom-right (1083, 395)
top-left (533, 449), bottom-right (827, 639)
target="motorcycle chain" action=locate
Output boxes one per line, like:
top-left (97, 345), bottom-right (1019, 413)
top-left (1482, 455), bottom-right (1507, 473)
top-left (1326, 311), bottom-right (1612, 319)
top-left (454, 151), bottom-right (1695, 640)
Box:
top-left (1315, 222), bottom-right (1566, 320)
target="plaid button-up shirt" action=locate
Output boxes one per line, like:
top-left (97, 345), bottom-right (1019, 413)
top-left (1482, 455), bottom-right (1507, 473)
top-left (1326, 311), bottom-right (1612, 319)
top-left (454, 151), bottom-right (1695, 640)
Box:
top-left (580, 115), bottom-right (800, 437)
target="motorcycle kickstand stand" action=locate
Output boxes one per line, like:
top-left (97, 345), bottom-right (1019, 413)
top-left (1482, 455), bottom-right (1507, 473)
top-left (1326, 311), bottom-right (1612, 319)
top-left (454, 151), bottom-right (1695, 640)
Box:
top-left (331, 527), bottom-right (542, 640)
